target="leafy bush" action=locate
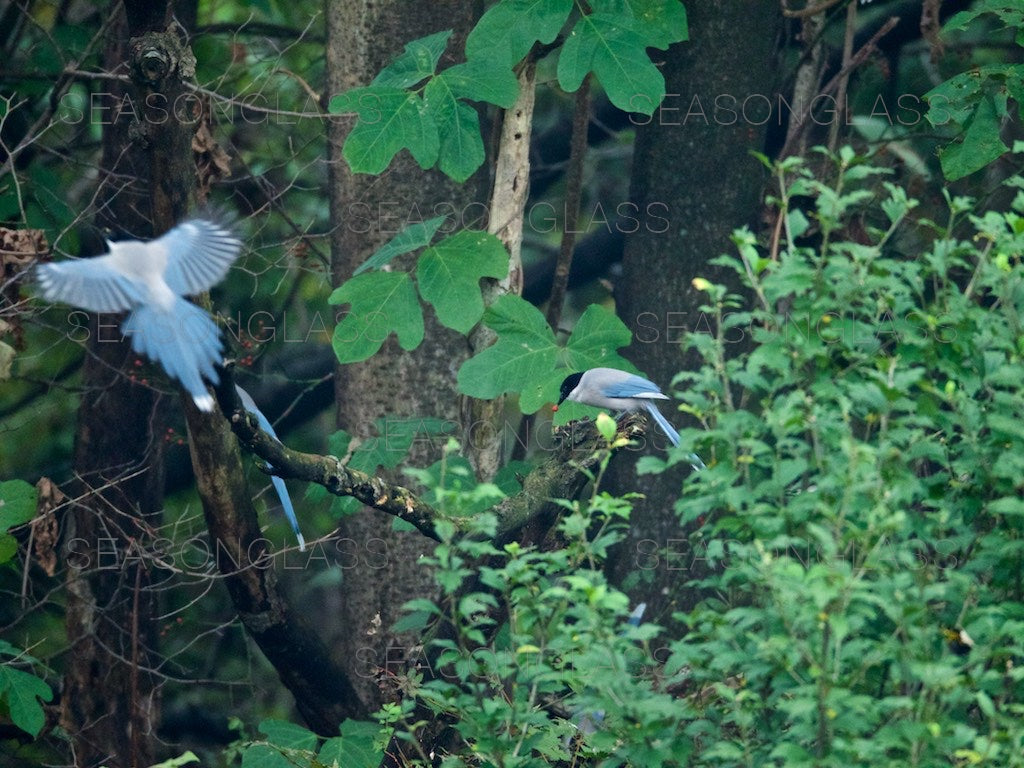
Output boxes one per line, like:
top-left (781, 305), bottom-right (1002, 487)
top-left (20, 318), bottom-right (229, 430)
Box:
top-left (370, 148), bottom-right (1024, 766)
top-left (386, 429), bottom-right (690, 767)
top-left (661, 148), bottom-right (1024, 766)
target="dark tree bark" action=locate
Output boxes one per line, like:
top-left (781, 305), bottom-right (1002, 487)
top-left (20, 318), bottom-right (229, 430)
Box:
top-left (185, 388), bottom-right (365, 733)
top-left (61, 3), bottom-right (192, 766)
top-left (606, 0), bottom-right (783, 618)
top-left (325, 0), bottom-right (485, 714)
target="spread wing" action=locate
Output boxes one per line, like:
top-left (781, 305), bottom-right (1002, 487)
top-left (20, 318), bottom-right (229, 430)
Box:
top-left (159, 218), bottom-right (243, 296)
top-left (35, 255), bottom-right (142, 313)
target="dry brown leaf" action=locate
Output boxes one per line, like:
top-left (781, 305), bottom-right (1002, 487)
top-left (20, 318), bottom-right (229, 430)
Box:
top-left (33, 477), bottom-right (64, 577)
top-left (192, 98), bottom-right (233, 202)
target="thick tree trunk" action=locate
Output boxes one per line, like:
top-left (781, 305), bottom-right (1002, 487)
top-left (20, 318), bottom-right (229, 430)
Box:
top-left (188, 385), bottom-right (365, 733)
top-left (60, 3), bottom-right (193, 766)
top-left (607, 0), bottom-right (782, 618)
top-left (324, 0), bottom-right (484, 713)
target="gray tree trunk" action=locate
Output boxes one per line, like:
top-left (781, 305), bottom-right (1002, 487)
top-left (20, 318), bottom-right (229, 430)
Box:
top-left (607, 0), bottom-right (782, 619)
top-left (324, 0), bottom-right (484, 712)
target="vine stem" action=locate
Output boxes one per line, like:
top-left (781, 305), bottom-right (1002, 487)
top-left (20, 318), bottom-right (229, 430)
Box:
top-left (545, 73), bottom-right (591, 331)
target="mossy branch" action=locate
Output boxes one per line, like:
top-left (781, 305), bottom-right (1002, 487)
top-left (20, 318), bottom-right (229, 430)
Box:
top-left (214, 368), bottom-right (652, 543)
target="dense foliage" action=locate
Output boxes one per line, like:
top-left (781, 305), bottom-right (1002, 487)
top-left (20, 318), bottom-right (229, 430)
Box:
top-left (234, 149), bottom-right (1024, 765)
top-left (2, 0), bottom-right (1024, 766)
top-left (341, 151), bottom-right (1024, 767)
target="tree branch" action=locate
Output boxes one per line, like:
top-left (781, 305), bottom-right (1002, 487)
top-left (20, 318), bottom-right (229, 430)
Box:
top-left (214, 372), bottom-right (444, 541)
top-left (781, 0), bottom-right (843, 19)
top-left (780, 15), bottom-right (901, 158)
top-left (544, 73), bottom-right (591, 331)
top-left (184, 384), bottom-right (366, 732)
top-left (216, 367), bottom-right (654, 545)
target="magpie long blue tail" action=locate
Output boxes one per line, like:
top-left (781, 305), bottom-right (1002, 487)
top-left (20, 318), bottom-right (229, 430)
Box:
top-left (643, 402), bottom-right (706, 472)
top-left (235, 385), bottom-right (306, 551)
top-left (123, 299), bottom-right (222, 411)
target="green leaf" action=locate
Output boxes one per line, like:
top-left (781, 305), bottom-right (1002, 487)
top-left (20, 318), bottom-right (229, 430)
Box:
top-left (596, 412), bottom-right (618, 441)
top-left (925, 65), bottom-right (1024, 180)
top-left (149, 752), bottom-right (201, 768)
top-left (417, 230), bottom-right (509, 332)
top-left (391, 610), bottom-right (434, 633)
top-left (925, 71), bottom-right (985, 128)
top-left (373, 30), bottom-right (452, 88)
top-left (319, 720), bottom-right (383, 768)
top-left (561, 302), bottom-right (636, 371)
top-left (457, 295), bottom-right (561, 411)
top-left (465, 0), bottom-right (573, 67)
top-left (400, 597), bottom-right (443, 615)
top-left (422, 78), bottom-right (486, 182)
top-left (0, 640), bottom-right (27, 659)
top-left (330, 87), bottom-right (439, 174)
top-left (422, 59), bottom-right (520, 181)
top-left (240, 744), bottom-right (286, 768)
top-left (636, 455), bottom-right (666, 475)
top-left (330, 272), bottom-right (424, 363)
top-left (556, 19), bottom-right (598, 92)
top-left (944, 1), bottom-right (1024, 34)
top-left (0, 480), bottom-right (36, 532)
top-left (0, 665), bottom-right (52, 738)
top-left (457, 298), bottom-right (633, 413)
top-left (938, 91), bottom-right (1009, 181)
top-left (354, 216), bottom-right (447, 275)
top-left (436, 59), bottom-right (520, 107)
top-left (557, 13), bottom-right (665, 114)
top-left (785, 208), bottom-right (809, 239)
top-left (258, 718), bottom-right (318, 751)
top-left (596, 0), bottom-right (688, 48)
top-left (990, 496), bottom-right (1024, 517)
top-left (493, 460), bottom-right (532, 496)
top-left (976, 690), bottom-right (996, 718)
top-left (0, 535), bottom-right (17, 565)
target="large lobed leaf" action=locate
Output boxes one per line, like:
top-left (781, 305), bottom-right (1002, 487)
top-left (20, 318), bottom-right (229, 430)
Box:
top-left (330, 87), bottom-right (439, 174)
top-left (417, 230), bottom-right (509, 332)
top-left (329, 272), bottom-right (424, 364)
top-left (0, 664), bottom-right (52, 738)
top-left (465, 0), bottom-right (573, 66)
top-left (457, 296), bottom-right (635, 413)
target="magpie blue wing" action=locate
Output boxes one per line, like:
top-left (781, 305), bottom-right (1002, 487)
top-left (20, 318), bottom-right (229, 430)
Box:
top-left (159, 218), bottom-right (243, 297)
top-left (601, 373), bottom-right (667, 400)
top-left (35, 255), bottom-right (143, 313)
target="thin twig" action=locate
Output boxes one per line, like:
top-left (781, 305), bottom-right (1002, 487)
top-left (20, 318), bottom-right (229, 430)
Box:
top-left (780, 15), bottom-right (901, 158)
top-left (194, 21), bottom-right (325, 42)
top-left (0, 11), bottom-right (119, 181)
top-left (769, 205), bottom-right (785, 261)
top-left (782, 0), bottom-right (844, 18)
top-left (828, 0), bottom-right (858, 151)
top-left (544, 74), bottom-right (591, 331)
top-left (273, 67), bottom-right (324, 111)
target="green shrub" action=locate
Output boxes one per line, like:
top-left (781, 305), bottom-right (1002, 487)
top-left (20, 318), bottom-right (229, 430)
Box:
top-left (662, 148), bottom-right (1024, 766)
top-left (379, 148), bottom-right (1024, 767)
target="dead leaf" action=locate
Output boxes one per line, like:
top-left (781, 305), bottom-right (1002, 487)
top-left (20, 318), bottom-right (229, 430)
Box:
top-left (33, 477), bottom-right (64, 577)
top-left (192, 101), bottom-right (233, 202)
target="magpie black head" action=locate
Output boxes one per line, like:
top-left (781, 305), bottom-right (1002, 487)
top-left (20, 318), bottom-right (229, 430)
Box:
top-left (557, 371), bottom-right (585, 405)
